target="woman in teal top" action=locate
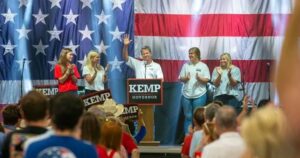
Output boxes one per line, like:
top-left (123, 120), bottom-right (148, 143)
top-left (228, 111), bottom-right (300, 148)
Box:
top-left (212, 53), bottom-right (241, 113)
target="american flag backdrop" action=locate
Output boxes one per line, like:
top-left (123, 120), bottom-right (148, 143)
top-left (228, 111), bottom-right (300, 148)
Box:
top-left (134, 0), bottom-right (292, 103)
top-left (0, 0), bottom-right (133, 104)
top-left (134, 0), bottom-right (292, 144)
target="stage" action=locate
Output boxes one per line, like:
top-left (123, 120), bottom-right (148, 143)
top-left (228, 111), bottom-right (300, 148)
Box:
top-left (139, 146), bottom-right (181, 158)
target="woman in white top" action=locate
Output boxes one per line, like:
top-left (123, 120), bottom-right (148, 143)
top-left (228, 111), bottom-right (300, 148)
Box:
top-left (83, 50), bottom-right (108, 94)
top-left (179, 47), bottom-right (210, 134)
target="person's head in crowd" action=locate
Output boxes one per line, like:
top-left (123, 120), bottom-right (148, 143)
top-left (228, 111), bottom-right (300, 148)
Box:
top-left (100, 117), bottom-right (123, 151)
top-left (80, 112), bottom-right (101, 145)
top-left (241, 106), bottom-right (292, 158)
top-left (97, 99), bottom-right (124, 118)
top-left (204, 103), bottom-right (221, 122)
top-left (1, 104), bottom-right (21, 131)
top-left (220, 52), bottom-right (232, 69)
top-left (203, 122), bottom-right (218, 144)
top-left (257, 99), bottom-right (270, 108)
top-left (212, 100), bottom-right (224, 107)
top-left (87, 105), bottom-right (106, 122)
top-left (19, 90), bottom-right (49, 126)
top-left (85, 50), bottom-right (101, 71)
top-left (193, 107), bottom-right (205, 129)
top-left (50, 93), bottom-right (84, 133)
top-left (88, 102), bottom-right (131, 131)
top-left (215, 106), bottom-right (237, 135)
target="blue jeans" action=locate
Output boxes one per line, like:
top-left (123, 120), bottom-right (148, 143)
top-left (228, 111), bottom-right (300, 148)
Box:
top-left (182, 93), bottom-right (207, 134)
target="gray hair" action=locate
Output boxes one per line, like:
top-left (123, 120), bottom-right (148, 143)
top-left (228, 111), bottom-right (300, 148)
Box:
top-left (215, 106), bottom-right (237, 130)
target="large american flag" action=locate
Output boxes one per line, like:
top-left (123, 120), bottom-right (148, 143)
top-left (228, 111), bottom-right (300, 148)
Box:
top-left (0, 0), bottom-right (133, 104)
top-left (134, 0), bottom-right (292, 103)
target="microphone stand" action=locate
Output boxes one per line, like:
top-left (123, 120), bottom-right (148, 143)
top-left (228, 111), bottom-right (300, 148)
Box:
top-left (20, 58), bottom-right (26, 98)
top-left (266, 63), bottom-right (271, 100)
top-left (144, 62), bottom-right (147, 79)
top-left (240, 69), bottom-right (246, 97)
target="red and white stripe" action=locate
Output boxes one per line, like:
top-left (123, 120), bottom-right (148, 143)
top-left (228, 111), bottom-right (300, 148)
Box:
top-left (134, 0), bottom-right (292, 102)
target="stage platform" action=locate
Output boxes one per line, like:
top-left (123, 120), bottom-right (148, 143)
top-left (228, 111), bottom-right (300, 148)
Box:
top-left (139, 145), bottom-right (181, 158)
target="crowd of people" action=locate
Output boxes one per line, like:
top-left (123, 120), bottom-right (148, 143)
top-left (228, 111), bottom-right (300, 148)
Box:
top-left (180, 96), bottom-right (294, 158)
top-left (0, 92), bottom-right (291, 158)
top-left (0, 91), bottom-right (142, 158)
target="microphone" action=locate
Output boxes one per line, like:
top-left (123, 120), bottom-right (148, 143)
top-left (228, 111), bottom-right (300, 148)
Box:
top-left (20, 58), bottom-right (27, 98)
top-left (144, 62), bottom-right (147, 79)
top-left (266, 62), bottom-right (271, 100)
top-left (266, 62), bottom-right (270, 70)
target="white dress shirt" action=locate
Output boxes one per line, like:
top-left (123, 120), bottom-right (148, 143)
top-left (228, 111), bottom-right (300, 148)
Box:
top-left (126, 56), bottom-right (163, 79)
top-left (202, 132), bottom-right (245, 158)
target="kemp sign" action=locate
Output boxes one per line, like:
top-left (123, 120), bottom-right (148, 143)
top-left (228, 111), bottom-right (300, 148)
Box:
top-left (81, 89), bottom-right (112, 108)
top-left (120, 104), bottom-right (139, 120)
top-left (127, 79), bottom-right (163, 105)
top-left (33, 85), bottom-right (58, 96)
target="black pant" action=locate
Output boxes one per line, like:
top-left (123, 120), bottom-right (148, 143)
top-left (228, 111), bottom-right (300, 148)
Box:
top-left (214, 95), bottom-right (241, 113)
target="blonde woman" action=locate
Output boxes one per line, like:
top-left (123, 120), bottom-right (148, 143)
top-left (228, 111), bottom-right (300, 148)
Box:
top-left (54, 48), bottom-right (80, 95)
top-left (241, 106), bottom-right (292, 158)
top-left (83, 50), bottom-right (108, 94)
top-left (212, 53), bottom-right (241, 112)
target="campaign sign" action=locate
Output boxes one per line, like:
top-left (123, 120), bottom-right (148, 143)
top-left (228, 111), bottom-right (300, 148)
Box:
top-left (120, 104), bottom-right (139, 120)
top-left (81, 89), bottom-right (112, 108)
top-left (33, 85), bottom-right (58, 96)
top-left (127, 79), bottom-right (163, 105)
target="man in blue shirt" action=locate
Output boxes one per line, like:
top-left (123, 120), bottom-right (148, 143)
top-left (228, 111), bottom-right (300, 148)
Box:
top-left (24, 93), bottom-right (98, 158)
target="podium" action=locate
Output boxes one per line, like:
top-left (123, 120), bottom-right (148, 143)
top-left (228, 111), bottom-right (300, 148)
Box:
top-left (127, 79), bottom-right (163, 143)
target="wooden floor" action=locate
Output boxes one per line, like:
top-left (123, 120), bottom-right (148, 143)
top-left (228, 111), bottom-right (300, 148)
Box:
top-left (139, 146), bottom-right (181, 158)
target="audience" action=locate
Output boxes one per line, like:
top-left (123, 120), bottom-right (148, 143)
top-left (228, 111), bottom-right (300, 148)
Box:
top-left (124, 109), bottom-right (146, 144)
top-left (80, 112), bottom-right (101, 145)
top-left (100, 117), bottom-right (123, 158)
top-left (236, 96), bottom-right (256, 126)
top-left (241, 106), bottom-right (293, 158)
top-left (0, 87), bottom-right (288, 158)
top-left (80, 112), bottom-right (123, 158)
top-left (204, 102), bottom-right (221, 123)
top-left (181, 125), bottom-right (194, 158)
top-left (202, 106), bottom-right (245, 158)
top-left (98, 99), bottom-right (140, 158)
top-left (24, 93), bottom-right (98, 158)
top-left (194, 102), bottom-right (221, 156)
top-left (2, 91), bottom-right (49, 158)
top-left (0, 104), bottom-right (21, 157)
top-left (1, 104), bottom-right (21, 133)
top-left (189, 107), bottom-right (205, 158)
